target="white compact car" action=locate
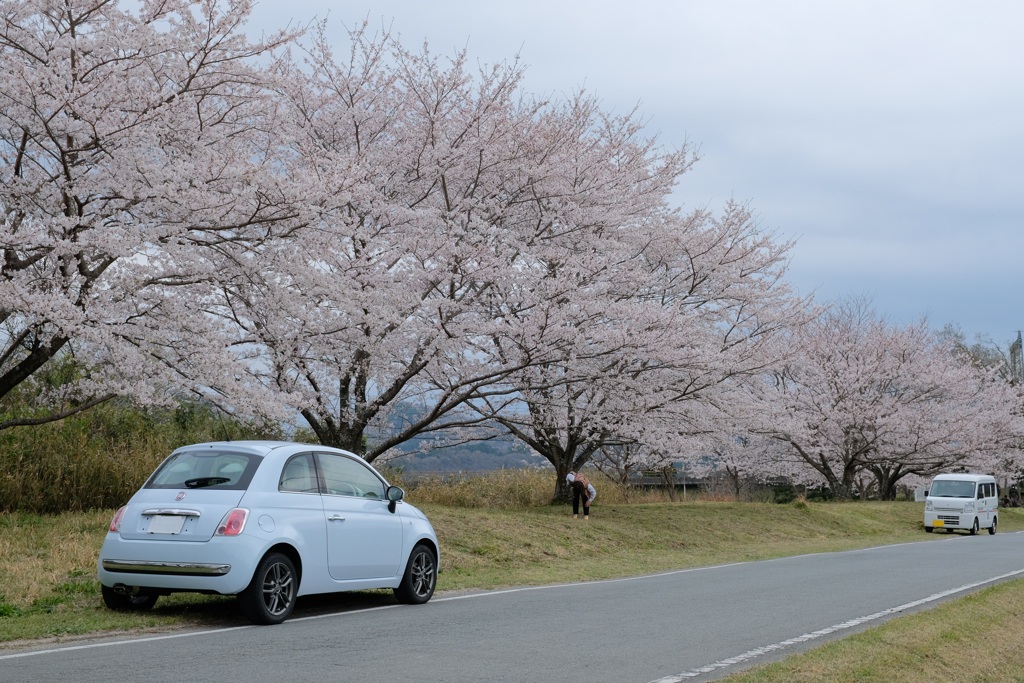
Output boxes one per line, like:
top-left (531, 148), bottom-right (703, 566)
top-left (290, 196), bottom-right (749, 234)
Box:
top-left (97, 441), bottom-right (439, 624)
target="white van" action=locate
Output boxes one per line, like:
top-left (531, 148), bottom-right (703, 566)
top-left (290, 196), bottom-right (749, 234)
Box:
top-left (923, 473), bottom-right (998, 535)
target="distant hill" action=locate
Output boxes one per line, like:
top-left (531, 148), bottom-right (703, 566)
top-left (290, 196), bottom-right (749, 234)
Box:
top-left (370, 402), bottom-right (549, 473)
top-left (384, 437), bottom-right (549, 474)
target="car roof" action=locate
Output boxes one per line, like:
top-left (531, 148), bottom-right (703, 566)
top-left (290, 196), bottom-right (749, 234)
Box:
top-left (172, 441), bottom-right (359, 458)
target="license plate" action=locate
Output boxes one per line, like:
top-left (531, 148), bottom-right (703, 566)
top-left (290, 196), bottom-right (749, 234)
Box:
top-left (932, 520), bottom-right (945, 527)
top-left (148, 515), bottom-right (186, 534)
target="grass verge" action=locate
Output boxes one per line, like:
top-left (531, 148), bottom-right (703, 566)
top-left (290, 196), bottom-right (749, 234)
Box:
top-left (2, 499), bottom-right (1015, 638)
top-left (3, 499), bottom-right (1024, 682)
top-left (721, 578), bottom-right (1024, 682)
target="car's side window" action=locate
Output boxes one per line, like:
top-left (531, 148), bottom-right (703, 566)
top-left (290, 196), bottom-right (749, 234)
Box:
top-left (316, 453), bottom-right (386, 499)
top-left (279, 454), bottom-right (319, 493)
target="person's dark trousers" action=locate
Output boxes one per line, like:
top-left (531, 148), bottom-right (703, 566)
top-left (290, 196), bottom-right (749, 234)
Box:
top-left (572, 486), bottom-right (590, 516)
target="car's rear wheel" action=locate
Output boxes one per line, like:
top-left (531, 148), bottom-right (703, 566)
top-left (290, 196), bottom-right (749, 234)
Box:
top-left (101, 584), bottom-right (158, 611)
top-left (394, 544), bottom-right (437, 605)
top-left (240, 552), bottom-right (297, 625)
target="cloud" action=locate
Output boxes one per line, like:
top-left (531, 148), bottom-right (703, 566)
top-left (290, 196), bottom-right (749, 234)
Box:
top-left (247, 0), bottom-right (1024, 342)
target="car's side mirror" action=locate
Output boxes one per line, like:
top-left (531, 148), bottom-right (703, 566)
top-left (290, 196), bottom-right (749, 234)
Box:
top-left (386, 485), bottom-right (404, 513)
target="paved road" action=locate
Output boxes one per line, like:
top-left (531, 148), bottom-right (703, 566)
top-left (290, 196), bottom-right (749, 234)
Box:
top-left (3, 532), bottom-right (1024, 683)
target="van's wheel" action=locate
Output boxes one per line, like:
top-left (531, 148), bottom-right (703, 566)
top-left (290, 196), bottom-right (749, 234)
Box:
top-left (239, 552), bottom-right (297, 625)
top-left (924, 526), bottom-right (934, 533)
top-left (970, 518), bottom-right (979, 535)
top-left (989, 518), bottom-right (997, 535)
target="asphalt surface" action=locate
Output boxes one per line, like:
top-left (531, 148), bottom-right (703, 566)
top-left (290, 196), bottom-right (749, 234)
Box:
top-left (3, 531), bottom-right (1023, 682)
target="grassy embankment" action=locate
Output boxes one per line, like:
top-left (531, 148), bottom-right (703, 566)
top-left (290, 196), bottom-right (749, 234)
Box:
top-left (3, 471), bottom-right (1024, 681)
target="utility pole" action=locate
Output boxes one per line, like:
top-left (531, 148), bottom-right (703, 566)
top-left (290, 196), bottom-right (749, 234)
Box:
top-left (1011, 331), bottom-right (1023, 385)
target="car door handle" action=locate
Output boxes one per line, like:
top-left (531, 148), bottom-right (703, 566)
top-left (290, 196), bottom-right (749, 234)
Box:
top-left (327, 515), bottom-right (346, 522)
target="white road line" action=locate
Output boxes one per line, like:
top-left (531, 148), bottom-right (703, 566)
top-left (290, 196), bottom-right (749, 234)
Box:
top-left (645, 567), bottom-right (1024, 683)
top-left (0, 624), bottom-right (254, 661)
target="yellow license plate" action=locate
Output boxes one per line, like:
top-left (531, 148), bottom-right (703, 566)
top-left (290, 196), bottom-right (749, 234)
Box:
top-left (932, 520), bottom-right (945, 527)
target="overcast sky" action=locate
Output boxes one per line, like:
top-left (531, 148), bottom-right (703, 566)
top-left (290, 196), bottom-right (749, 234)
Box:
top-left (248, 0), bottom-right (1023, 346)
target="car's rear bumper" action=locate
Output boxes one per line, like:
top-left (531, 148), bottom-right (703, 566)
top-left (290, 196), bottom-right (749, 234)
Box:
top-left (97, 532), bottom-right (264, 594)
top-left (100, 559), bottom-right (232, 576)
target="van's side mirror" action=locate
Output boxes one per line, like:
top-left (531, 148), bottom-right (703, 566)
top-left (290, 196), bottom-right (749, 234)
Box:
top-left (924, 490), bottom-right (928, 497)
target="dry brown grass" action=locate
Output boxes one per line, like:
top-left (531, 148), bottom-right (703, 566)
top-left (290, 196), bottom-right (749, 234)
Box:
top-left (0, 511), bottom-right (109, 610)
top-left (398, 467), bottom-right (703, 507)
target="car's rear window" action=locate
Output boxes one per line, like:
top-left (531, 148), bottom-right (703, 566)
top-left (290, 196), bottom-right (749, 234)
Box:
top-left (145, 451), bottom-right (262, 490)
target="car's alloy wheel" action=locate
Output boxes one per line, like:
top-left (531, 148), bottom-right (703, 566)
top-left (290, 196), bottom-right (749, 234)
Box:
top-left (240, 552), bottom-right (297, 625)
top-left (394, 544), bottom-right (437, 604)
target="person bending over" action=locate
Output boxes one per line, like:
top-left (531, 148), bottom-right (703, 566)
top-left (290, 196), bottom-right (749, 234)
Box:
top-left (566, 471), bottom-right (597, 519)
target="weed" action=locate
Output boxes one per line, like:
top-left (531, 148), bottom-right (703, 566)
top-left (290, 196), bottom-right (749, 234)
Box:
top-left (0, 593), bottom-right (20, 618)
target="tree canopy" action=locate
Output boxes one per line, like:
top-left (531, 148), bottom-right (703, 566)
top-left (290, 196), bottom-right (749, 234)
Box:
top-left (2, 1), bottom-right (1020, 499)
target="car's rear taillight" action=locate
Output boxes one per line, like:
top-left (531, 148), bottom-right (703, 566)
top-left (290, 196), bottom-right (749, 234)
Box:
top-left (109, 506), bottom-right (127, 533)
top-left (216, 508), bottom-right (249, 536)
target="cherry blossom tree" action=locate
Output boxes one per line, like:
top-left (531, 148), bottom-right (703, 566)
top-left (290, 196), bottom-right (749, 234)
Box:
top-left (473, 199), bottom-right (808, 500)
top-left (184, 23), bottom-right (701, 459)
top-left (748, 299), bottom-right (1023, 499)
top-left (0, 0), bottom-right (298, 429)
top-left (938, 324), bottom-right (1018, 383)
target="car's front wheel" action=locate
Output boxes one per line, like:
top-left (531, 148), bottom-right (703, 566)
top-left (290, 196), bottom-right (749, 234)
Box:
top-left (394, 544), bottom-right (437, 605)
top-left (970, 518), bottom-right (980, 535)
top-left (989, 517), bottom-right (997, 535)
top-left (240, 552), bottom-right (297, 625)
top-left (101, 584), bottom-right (158, 611)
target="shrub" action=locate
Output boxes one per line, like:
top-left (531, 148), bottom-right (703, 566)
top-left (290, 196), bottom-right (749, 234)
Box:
top-left (0, 401), bottom-right (284, 513)
top-left (773, 482), bottom-right (797, 504)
